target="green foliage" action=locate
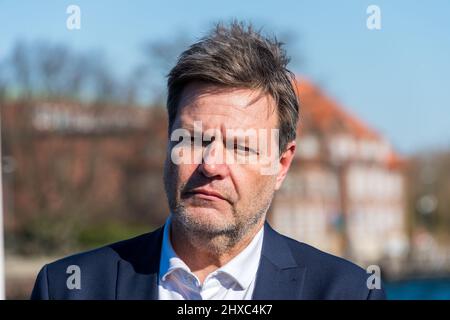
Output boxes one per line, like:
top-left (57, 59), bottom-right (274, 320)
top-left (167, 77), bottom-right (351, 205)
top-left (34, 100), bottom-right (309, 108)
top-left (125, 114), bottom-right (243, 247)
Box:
top-left (7, 214), bottom-right (155, 255)
top-left (76, 220), bottom-right (154, 250)
top-left (8, 214), bottom-right (82, 255)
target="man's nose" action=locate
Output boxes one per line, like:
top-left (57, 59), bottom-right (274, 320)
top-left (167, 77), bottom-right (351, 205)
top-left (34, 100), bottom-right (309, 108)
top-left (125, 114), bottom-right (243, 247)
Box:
top-left (198, 140), bottom-right (229, 179)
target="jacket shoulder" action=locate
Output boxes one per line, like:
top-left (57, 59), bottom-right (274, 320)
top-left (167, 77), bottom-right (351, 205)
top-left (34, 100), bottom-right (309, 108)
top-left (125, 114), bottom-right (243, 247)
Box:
top-left (47, 231), bottom-right (155, 270)
top-left (281, 234), bottom-right (385, 299)
top-left (31, 230), bottom-right (160, 300)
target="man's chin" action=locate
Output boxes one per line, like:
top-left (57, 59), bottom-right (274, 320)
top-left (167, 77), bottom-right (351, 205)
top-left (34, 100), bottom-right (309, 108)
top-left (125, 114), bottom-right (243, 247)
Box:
top-left (176, 208), bottom-right (235, 233)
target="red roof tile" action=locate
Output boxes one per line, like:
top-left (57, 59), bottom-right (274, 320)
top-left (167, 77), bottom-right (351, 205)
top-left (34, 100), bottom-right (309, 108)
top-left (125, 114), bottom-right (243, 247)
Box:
top-left (294, 77), bottom-right (380, 140)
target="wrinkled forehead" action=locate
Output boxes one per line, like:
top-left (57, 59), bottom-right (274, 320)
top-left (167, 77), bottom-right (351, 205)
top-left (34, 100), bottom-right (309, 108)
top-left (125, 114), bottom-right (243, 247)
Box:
top-left (174, 82), bottom-right (278, 132)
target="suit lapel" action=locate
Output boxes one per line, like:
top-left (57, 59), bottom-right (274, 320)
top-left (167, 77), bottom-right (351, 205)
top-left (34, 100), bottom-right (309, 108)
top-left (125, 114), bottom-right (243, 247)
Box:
top-left (112, 222), bottom-right (306, 300)
top-left (114, 226), bottom-right (164, 300)
top-left (252, 223), bottom-right (306, 300)
top-left (116, 260), bottom-right (159, 300)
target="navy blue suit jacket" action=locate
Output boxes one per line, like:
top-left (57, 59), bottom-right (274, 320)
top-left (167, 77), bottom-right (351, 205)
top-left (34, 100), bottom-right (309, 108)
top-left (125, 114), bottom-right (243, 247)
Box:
top-left (30, 222), bottom-right (386, 300)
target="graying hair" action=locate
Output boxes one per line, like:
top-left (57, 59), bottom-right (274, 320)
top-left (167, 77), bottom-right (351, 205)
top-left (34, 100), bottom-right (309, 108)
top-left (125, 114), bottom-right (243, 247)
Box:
top-left (167, 21), bottom-right (299, 154)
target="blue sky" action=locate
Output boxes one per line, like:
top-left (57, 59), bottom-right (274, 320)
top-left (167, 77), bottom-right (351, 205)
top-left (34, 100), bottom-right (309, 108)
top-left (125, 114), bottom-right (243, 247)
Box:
top-left (1, 0), bottom-right (449, 154)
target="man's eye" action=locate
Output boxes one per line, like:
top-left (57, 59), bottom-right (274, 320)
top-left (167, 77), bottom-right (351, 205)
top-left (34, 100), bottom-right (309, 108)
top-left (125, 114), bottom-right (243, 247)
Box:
top-left (189, 136), bottom-right (212, 147)
top-left (235, 144), bottom-right (248, 152)
top-left (174, 135), bottom-right (188, 143)
top-left (234, 144), bottom-right (258, 155)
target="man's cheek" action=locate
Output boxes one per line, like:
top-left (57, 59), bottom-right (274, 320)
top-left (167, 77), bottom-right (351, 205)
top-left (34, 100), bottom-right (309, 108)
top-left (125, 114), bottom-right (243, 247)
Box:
top-left (177, 164), bottom-right (195, 181)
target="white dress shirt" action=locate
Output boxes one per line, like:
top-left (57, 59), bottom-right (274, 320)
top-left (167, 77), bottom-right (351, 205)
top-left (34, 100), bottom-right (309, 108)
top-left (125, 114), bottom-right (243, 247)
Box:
top-left (158, 216), bottom-right (264, 300)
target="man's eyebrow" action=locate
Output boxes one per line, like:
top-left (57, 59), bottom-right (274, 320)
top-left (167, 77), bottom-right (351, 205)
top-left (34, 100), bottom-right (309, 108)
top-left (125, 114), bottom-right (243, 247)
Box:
top-left (178, 123), bottom-right (198, 132)
top-left (223, 134), bottom-right (260, 150)
top-left (177, 125), bottom-right (259, 142)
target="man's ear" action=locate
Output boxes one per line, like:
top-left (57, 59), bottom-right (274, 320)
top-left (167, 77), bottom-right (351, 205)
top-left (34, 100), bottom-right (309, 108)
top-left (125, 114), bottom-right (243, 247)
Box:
top-left (275, 140), bottom-right (296, 190)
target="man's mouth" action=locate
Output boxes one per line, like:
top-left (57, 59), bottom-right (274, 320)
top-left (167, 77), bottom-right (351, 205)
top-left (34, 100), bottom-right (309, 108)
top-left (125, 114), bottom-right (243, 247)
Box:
top-left (184, 188), bottom-right (227, 201)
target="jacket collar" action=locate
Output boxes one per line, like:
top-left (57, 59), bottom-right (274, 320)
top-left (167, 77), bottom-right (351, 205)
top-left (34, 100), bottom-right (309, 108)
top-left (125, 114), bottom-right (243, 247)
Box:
top-left (113, 221), bottom-right (306, 300)
top-left (251, 222), bottom-right (306, 299)
top-left (114, 226), bottom-right (163, 300)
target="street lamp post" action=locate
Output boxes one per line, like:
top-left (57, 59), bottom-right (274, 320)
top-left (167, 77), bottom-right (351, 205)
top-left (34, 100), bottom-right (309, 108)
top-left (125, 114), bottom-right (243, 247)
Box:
top-left (0, 112), bottom-right (6, 300)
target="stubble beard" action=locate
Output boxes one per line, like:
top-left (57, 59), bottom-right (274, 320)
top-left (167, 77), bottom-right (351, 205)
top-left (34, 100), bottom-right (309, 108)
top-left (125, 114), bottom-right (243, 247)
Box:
top-left (163, 165), bottom-right (273, 255)
top-left (170, 199), bottom-right (270, 255)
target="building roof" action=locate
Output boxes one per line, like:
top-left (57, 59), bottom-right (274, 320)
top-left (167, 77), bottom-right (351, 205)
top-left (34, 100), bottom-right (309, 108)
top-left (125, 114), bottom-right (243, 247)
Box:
top-left (294, 78), bottom-right (380, 140)
top-left (294, 77), bottom-right (404, 168)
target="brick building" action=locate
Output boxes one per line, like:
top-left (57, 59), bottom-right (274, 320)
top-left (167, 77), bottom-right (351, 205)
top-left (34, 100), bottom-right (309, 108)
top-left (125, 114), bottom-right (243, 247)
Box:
top-left (269, 79), bottom-right (409, 264)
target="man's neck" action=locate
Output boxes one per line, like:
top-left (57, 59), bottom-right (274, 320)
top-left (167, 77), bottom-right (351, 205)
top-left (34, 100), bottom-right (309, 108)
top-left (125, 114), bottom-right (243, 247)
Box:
top-left (170, 221), bottom-right (264, 284)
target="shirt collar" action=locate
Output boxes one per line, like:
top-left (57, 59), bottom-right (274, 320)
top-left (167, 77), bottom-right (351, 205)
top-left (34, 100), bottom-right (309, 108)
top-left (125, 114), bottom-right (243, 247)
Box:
top-left (158, 215), bottom-right (264, 290)
top-left (217, 225), bottom-right (264, 289)
top-left (158, 216), bottom-right (191, 283)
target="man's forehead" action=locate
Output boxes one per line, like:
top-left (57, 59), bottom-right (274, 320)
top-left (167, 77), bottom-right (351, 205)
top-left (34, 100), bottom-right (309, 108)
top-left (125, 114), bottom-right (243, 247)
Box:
top-left (177, 82), bottom-right (277, 129)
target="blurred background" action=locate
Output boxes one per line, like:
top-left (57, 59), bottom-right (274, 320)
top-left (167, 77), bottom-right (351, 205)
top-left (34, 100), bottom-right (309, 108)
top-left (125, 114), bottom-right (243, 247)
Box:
top-left (1, 0), bottom-right (449, 299)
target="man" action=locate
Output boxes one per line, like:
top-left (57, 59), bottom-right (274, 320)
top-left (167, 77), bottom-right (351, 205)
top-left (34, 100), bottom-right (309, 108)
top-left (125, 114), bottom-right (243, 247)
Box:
top-left (31, 22), bottom-right (385, 300)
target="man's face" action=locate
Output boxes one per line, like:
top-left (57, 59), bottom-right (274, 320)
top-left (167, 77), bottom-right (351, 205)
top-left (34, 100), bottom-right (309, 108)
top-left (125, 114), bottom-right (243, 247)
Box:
top-left (163, 82), bottom-right (294, 243)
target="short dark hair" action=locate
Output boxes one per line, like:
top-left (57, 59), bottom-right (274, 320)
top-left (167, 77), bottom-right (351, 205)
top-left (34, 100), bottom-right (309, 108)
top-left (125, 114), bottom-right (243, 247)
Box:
top-left (166, 21), bottom-right (299, 154)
